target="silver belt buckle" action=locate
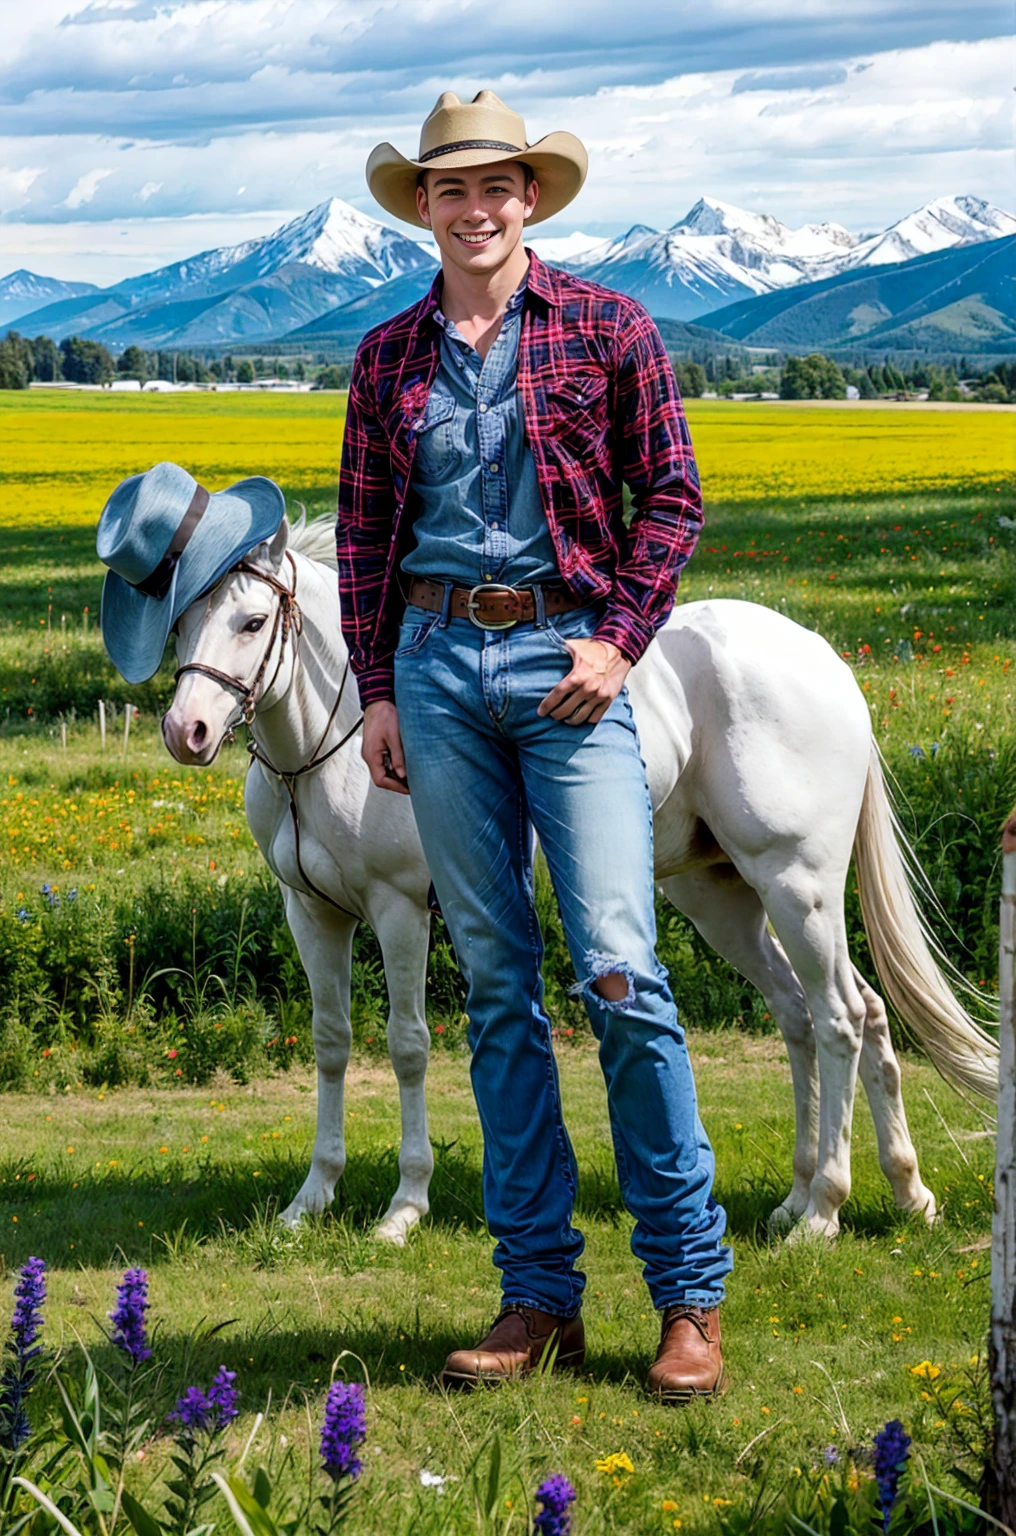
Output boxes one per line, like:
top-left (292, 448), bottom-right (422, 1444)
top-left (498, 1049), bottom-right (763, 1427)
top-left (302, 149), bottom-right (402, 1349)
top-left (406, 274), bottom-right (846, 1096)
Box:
top-left (466, 582), bottom-right (523, 630)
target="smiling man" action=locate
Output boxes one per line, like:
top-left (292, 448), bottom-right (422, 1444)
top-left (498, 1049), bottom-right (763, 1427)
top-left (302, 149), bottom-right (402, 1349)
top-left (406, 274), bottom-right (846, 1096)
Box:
top-left (336, 90), bottom-right (732, 1400)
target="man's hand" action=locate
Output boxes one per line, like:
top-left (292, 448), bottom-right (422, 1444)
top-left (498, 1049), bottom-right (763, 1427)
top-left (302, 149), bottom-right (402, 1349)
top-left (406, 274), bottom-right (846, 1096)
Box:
top-left (362, 700), bottom-right (410, 794)
top-left (538, 637), bottom-right (631, 726)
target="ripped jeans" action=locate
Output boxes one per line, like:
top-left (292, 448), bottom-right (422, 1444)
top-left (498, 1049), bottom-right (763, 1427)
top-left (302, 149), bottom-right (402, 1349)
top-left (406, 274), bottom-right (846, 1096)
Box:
top-left (395, 601), bottom-right (732, 1315)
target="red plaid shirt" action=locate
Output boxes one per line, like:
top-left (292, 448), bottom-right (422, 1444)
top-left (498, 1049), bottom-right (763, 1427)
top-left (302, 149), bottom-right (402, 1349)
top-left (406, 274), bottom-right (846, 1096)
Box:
top-left (336, 252), bottom-right (703, 706)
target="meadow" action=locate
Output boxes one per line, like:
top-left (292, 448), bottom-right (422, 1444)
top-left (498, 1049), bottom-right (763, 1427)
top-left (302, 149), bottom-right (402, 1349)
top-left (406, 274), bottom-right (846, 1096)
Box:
top-left (0, 388), bottom-right (1013, 1532)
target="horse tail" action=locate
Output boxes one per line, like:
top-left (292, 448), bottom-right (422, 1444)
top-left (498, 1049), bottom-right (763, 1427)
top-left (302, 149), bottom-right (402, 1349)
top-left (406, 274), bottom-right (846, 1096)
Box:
top-left (853, 743), bottom-right (998, 1103)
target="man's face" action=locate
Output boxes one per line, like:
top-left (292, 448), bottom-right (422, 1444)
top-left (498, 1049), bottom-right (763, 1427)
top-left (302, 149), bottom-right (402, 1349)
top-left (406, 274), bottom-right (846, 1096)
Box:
top-left (416, 163), bottom-right (538, 275)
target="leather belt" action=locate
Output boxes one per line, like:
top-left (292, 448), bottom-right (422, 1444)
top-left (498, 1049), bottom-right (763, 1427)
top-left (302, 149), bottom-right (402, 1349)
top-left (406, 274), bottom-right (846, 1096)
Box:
top-left (407, 576), bottom-right (584, 631)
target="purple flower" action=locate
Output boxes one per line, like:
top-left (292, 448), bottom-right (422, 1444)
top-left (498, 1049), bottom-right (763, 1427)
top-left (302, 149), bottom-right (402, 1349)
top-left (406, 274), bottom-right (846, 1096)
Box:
top-left (109, 1268), bottom-right (152, 1362)
top-left (170, 1387), bottom-right (211, 1433)
top-left (319, 1381), bottom-right (366, 1483)
top-left (0, 1257), bottom-right (47, 1451)
top-left (208, 1366), bottom-right (238, 1427)
top-left (534, 1474), bottom-right (576, 1536)
top-left (873, 1419), bottom-right (911, 1532)
top-left (823, 1445), bottom-right (840, 1467)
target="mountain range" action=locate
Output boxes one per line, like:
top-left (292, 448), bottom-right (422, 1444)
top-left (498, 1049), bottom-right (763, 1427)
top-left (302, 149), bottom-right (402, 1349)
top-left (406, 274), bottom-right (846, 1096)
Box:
top-left (3, 192), bottom-right (1014, 356)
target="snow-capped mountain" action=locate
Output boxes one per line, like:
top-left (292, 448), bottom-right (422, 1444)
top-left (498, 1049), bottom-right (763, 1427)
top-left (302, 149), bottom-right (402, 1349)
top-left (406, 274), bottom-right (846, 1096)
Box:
top-left (840, 194), bottom-right (1016, 270)
top-left (566, 194), bottom-right (1016, 321)
top-left (0, 269), bottom-right (98, 330)
top-left (4, 191), bottom-right (1013, 347)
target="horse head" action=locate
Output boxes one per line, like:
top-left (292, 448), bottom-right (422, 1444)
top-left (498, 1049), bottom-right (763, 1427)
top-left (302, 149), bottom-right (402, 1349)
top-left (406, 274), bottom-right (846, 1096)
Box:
top-left (161, 517), bottom-right (298, 766)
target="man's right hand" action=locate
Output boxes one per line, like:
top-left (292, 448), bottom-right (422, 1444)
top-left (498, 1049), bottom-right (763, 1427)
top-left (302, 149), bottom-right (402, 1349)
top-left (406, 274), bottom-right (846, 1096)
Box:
top-left (362, 700), bottom-right (410, 795)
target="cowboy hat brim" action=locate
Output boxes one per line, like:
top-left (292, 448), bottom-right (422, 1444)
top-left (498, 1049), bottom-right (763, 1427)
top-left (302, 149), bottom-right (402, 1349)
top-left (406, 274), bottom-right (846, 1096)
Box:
top-left (366, 131), bottom-right (588, 229)
top-left (99, 475), bottom-right (285, 685)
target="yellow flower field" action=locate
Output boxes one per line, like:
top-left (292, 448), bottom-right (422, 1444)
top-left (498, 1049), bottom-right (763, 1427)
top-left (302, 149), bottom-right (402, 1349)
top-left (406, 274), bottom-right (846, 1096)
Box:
top-left (1, 392), bottom-right (1012, 528)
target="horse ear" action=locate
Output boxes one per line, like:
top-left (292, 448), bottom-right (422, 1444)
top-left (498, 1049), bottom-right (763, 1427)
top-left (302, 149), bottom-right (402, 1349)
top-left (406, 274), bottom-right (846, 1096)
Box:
top-left (266, 516), bottom-right (289, 568)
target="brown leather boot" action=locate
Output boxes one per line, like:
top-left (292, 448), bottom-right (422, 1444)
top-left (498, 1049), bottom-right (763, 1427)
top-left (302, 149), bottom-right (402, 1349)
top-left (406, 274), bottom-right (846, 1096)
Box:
top-left (440, 1304), bottom-right (585, 1389)
top-left (646, 1305), bottom-right (725, 1401)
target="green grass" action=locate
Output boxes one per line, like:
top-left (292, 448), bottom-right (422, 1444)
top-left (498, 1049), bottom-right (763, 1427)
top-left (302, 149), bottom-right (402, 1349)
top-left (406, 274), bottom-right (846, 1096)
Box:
top-left (0, 394), bottom-right (1011, 1527)
top-left (0, 1040), bottom-right (997, 1532)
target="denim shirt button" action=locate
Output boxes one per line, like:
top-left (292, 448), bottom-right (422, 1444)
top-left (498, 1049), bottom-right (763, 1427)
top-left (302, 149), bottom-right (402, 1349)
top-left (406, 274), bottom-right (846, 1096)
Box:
top-left (489, 462), bottom-right (500, 474)
top-left (479, 402), bottom-right (488, 413)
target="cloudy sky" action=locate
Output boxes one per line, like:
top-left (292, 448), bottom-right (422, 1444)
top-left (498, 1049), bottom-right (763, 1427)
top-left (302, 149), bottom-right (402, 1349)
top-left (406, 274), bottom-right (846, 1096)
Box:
top-left (0, 0), bottom-right (1012, 284)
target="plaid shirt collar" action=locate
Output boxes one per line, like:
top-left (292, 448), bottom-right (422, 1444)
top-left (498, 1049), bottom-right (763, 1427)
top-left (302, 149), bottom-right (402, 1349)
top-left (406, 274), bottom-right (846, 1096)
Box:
top-left (418, 249), bottom-right (562, 328)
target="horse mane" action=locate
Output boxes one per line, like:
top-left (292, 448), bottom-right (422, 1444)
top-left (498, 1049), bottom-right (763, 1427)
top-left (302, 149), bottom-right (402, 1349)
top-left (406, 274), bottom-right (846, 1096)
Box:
top-left (288, 504), bottom-right (337, 570)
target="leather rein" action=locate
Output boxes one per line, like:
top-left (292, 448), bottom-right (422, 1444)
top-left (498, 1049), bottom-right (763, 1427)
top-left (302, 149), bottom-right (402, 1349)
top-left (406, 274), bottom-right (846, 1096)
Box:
top-left (173, 552), bottom-right (364, 915)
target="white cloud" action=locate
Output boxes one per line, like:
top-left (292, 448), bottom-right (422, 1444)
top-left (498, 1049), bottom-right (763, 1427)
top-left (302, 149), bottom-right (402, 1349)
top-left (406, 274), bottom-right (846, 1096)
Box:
top-left (137, 180), bottom-right (162, 200)
top-left (0, 165), bottom-right (46, 213)
top-left (63, 166), bottom-right (114, 208)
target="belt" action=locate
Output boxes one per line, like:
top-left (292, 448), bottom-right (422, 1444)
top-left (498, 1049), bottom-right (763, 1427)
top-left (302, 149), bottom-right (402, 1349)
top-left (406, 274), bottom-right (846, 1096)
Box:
top-left (407, 577), bottom-right (584, 631)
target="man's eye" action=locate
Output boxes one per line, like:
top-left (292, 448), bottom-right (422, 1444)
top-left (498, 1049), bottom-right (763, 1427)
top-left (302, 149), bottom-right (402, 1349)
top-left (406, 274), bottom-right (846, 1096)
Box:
top-left (243, 617), bottom-right (266, 634)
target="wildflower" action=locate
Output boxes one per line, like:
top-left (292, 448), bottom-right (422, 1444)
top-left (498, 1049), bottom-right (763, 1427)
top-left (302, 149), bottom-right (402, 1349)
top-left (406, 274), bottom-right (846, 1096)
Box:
top-left (908, 745), bottom-right (925, 759)
top-left (873, 1419), bottom-right (911, 1532)
top-left (208, 1366), bottom-right (238, 1426)
top-left (824, 1445), bottom-right (839, 1466)
top-left (170, 1386), bottom-right (212, 1433)
top-left (15, 909), bottom-right (29, 925)
top-left (534, 1473), bottom-right (576, 1535)
top-left (320, 1381), bottom-right (367, 1482)
top-left (0, 1256), bottom-right (46, 1451)
top-left (109, 1267), bottom-right (152, 1362)
top-left (594, 1452), bottom-right (633, 1476)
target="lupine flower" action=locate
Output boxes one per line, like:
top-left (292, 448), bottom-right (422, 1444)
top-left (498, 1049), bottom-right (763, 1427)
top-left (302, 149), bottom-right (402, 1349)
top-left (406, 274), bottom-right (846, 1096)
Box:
top-left (109, 1268), bottom-right (152, 1362)
top-left (534, 1474), bottom-right (576, 1535)
top-left (170, 1387), bottom-right (211, 1433)
top-left (319, 1382), bottom-right (367, 1482)
top-left (0, 1257), bottom-right (47, 1452)
top-left (873, 1419), bottom-right (911, 1532)
top-left (208, 1366), bottom-right (238, 1427)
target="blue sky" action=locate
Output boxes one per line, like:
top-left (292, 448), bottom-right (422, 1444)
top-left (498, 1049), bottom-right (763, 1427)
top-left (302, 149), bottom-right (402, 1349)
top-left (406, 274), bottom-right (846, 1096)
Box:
top-left (0, 0), bottom-right (1012, 284)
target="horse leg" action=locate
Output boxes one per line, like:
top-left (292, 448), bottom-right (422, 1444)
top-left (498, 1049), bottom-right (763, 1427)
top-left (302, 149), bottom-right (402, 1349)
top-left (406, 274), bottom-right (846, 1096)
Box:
top-left (372, 895), bottom-right (434, 1247)
top-left (755, 865), bottom-right (867, 1240)
top-left (660, 866), bottom-right (819, 1231)
top-left (278, 892), bottom-right (357, 1227)
top-left (854, 967), bottom-right (937, 1223)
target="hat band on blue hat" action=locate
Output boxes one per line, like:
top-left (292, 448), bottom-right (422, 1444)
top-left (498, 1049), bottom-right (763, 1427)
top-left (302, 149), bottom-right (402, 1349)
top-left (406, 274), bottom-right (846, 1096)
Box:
top-left (126, 483), bottom-right (211, 601)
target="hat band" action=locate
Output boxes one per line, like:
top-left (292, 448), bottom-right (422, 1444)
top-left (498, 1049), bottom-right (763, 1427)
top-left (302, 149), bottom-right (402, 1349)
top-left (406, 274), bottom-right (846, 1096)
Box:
top-left (129, 482), bottom-right (210, 602)
top-left (418, 138), bottom-right (523, 163)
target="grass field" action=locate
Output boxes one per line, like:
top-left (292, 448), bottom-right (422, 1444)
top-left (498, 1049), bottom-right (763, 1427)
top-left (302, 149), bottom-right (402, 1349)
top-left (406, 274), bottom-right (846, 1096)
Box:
top-left (0, 389), bottom-right (1013, 1530)
top-left (0, 1043), bottom-right (998, 1532)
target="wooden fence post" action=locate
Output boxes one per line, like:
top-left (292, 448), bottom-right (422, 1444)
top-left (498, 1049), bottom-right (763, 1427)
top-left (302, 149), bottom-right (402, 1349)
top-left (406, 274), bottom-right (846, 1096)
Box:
top-left (991, 803), bottom-right (1016, 1520)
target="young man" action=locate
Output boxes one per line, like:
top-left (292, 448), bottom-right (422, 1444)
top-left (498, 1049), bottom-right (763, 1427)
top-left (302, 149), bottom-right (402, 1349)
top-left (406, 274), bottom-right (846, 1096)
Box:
top-left (337, 90), bottom-right (732, 1399)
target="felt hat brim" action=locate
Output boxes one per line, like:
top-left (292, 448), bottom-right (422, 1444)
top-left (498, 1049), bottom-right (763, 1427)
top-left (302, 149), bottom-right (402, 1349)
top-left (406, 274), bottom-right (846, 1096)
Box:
top-left (99, 475), bottom-right (285, 685)
top-left (366, 131), bottom-right (588, 229)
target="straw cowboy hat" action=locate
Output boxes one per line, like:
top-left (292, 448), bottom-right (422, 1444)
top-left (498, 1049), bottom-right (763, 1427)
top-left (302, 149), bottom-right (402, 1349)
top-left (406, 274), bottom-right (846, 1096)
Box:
top-left (97, 461), bottom-right (285, 685)
top-left (367, 89), bottom-right (588, 229)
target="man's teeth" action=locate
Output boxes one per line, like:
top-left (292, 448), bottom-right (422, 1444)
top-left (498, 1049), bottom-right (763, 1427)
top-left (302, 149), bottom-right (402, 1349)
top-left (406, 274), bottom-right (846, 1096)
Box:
top-left (457, 232), bottom-right (495, 244)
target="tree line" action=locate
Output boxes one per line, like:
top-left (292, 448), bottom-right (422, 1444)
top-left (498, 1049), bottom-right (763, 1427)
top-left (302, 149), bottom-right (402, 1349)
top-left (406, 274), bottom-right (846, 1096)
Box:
top-left (1, 329), bottom-right (1012, 403)
top-left (0, 334), bottom-right (353, 391)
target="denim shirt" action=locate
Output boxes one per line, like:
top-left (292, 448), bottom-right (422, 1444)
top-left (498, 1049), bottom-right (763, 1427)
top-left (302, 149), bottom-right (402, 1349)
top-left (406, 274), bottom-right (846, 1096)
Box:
top-left (401, 276), bottom-right (560, 588)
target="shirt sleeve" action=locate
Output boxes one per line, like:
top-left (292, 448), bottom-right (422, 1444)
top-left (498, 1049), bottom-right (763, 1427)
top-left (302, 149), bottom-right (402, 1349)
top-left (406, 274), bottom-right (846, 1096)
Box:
top-left (593, 304), bottom-right (704, 664)
top-left (335, 344), bottom-right (400, 707)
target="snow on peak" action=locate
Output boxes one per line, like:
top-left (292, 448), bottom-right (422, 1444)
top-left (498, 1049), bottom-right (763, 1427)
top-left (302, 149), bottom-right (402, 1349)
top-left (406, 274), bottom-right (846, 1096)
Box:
top-left (260, 197), bottom-right (436, 280)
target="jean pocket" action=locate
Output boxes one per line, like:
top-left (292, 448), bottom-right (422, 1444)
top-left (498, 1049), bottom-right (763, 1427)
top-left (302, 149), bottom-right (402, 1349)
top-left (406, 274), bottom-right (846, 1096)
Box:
top-left (411, 391), bottom-right (460, 483)
top-left (544, 605), bottom-right (601, 653)
top-left (395, 609), bottom-right (440, 658)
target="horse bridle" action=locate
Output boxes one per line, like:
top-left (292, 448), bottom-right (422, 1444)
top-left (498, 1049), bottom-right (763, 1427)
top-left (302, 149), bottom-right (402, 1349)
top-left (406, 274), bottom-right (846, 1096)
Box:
top-left (173, 551), bottom-right (364, 915)
top-left (174, 551), bottom-right (304, 732)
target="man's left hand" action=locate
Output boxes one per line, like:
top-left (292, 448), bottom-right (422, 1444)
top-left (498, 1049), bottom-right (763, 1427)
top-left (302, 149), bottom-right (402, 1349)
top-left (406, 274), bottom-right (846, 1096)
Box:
top-left (537, 638), bottom-right (631, 726)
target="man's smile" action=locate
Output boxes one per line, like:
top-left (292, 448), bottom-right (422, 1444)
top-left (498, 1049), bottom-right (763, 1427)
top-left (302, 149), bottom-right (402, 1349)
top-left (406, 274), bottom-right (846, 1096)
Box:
top-left (454, 230), bottom-right (498, 247)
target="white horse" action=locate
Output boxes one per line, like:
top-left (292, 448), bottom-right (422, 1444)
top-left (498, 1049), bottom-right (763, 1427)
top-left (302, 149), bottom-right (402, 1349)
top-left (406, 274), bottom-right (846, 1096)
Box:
top-left (161, 514), bottom-right (998, 1244)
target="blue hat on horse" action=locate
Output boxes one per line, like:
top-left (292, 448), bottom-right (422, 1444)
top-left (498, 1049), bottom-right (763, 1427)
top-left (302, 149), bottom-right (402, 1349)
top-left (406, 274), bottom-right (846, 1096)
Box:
top-left (97, 461), bottom-right (286, 684)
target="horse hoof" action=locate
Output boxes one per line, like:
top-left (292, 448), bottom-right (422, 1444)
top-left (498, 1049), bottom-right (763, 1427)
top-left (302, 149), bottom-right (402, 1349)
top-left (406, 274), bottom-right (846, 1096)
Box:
top-left (786, 1212), bottom-right (840, 1244)
top-left (374, 1204), bottom-right (425, 1247)
top-left (901, 1186), bottom-right (938, 1226)
top-left (768, 1202), bottom-right (800, 1233)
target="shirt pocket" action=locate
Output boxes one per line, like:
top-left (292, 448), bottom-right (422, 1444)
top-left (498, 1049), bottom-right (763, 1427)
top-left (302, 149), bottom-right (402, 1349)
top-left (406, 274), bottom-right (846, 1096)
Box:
top-left (411, 391), bottom-right (460, 484)
top-left (545, 371), bottom-right (610, 460)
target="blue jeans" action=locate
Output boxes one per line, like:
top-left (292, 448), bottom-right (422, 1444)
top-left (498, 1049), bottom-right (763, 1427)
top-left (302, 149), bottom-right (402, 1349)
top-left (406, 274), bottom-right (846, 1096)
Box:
top-left (394, 601), bottom-right (732, 1315)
